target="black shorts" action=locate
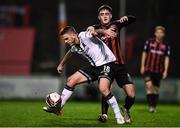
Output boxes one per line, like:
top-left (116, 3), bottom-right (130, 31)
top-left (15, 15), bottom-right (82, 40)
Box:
top-left (78, 62), bottom-right (115, 84)
top-left (143, 71), bottom-right (162, 87)
top-left (112, 63), bottom-right (133, 88)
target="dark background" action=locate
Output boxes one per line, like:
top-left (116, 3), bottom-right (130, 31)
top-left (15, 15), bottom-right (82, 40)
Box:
top-left (0, 0), bottom-right (179, 78)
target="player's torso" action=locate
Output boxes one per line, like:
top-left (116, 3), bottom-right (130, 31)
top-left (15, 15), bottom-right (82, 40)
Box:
top-left (145, 39), bottom-right (168, 73)
top-left (95, 23), bottom-right (124, 64)
top-left (72, 32), bottom-right (116, 66)
top-left (147, 40), bottom-right (168, 58)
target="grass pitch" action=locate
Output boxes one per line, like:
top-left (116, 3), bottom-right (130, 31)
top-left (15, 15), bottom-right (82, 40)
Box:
top-left (0, 101), bottom-right (179, 127)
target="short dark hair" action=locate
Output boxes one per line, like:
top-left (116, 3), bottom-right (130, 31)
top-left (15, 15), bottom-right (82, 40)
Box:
top-left (98, 5), bottom-right (112, 14)
top-left (59, 26), bottom-right (77, 36)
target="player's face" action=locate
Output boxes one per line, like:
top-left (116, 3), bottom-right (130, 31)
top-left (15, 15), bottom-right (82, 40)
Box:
top-left (98, 9), bottom-right (112, 25)
top-left (61, 33), bottom-right (76, 46)
top-left (154, 29), bottom-right (165, 40)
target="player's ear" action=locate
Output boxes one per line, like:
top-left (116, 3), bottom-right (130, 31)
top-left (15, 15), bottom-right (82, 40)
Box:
top-left (72, 33), bottom-right (77, 38)
top-left (110, 13), bottom-right (112, 19)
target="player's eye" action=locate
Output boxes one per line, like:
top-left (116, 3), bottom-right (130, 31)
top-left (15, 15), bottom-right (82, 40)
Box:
top-left (99, 13), bottom-right (110, 16)
top-left (105, 13), bottom-right (110, 16)
top-left (99, 13), bottom-right (105, 16)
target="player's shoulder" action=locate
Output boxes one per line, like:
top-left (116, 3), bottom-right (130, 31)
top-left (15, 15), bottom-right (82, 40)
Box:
top-left (163, 39), bottom-right (169, 44)
top-left (110, 21), bottom-right (121, 31)
top-left (146, 38), bottom-right (155, 43)
top-left (163, 40), bottom-right (170, 47)
top-left (93, 24), bottom-right (101, 29)
top-left (149, 38), bottom-right (155, 42)
top-left (79, 31), bottom-right (86, 36)
top-left (79, 31), bottom-right (85, 37)
top-left (79, 31), bottom-right (87, 38)
top-left (79, 31), bottom-right (93, 39)
top-left (110, 21), bottom-right (119, 26)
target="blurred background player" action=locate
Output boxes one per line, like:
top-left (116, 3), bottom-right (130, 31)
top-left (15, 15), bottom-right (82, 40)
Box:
top-left (87, 5), bottom-right (136, 123)
top-left (140, 26), bottom-right (170, 113)
top-left (44, 26), bottom-right (125, 124)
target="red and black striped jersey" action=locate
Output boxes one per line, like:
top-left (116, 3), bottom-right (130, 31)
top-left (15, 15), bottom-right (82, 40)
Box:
top-left (93, 15), bottom-right (136, 64)
top-left (143, 38), bottom-right (171, 73)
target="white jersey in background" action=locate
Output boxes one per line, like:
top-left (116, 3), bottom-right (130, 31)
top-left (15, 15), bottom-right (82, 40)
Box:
top-left (70, 31), bottom-right (116, 66)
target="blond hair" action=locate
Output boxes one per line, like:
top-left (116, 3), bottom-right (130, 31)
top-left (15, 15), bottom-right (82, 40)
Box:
top-left (154, 26), bottom-right (166, 33)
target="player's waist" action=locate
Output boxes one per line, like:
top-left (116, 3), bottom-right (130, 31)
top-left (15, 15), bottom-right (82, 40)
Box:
top-left (93, 59), bottom-right (115, 67)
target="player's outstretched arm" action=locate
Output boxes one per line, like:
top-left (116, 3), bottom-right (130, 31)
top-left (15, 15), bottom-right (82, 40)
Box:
top-left (57, 50), bottom-right (73, 74)
top-left (116, 15), bottom-right (136, 27)
top-left (87, 26), bottom-right (116, 38)
top-left (87, 26), bottom-right (105, 35)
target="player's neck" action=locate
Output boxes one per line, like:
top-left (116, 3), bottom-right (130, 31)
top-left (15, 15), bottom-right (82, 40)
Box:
top-left (101, 22), bottom-right (110, 27)
top-left (155, 38), bottom-right (163, 43)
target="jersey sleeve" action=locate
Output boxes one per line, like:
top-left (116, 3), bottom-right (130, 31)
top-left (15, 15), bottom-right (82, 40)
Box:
top-left (92, 24), bottom-right (100, 29)
top-left (79, 31), bottom-right (93, 39)
top-left (165, 43), bottom-right (171, 56)
top-left (143, 40), bottom-right (149, 52)
top-left (79, 31), bottom-right (102, 45)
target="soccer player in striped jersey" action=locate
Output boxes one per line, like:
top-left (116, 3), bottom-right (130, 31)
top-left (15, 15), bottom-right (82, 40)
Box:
top-left (140, 26), bottom-right (170, 112)
top-left (43, 26), bottom-right (125, 124)
top-left (87, 5), bottom-right (136, 123)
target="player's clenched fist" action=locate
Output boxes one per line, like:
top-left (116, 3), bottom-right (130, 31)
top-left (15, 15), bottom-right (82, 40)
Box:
top-left (119, 16), bottom-right (128, 23)
top-left (87, 26), bottom-right (95, 33)
top-left (57, 64), bottom-right (64, 74)
top-left (87, 26), bottom-right (98, 36)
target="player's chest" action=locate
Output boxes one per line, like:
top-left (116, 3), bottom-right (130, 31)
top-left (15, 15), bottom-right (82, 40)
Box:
top-left (149, 42), bottom-right (166, 55)
top-left (99, 25), bottom-right (119, 41)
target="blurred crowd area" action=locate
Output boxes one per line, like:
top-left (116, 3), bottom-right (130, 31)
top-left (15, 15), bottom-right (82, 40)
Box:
top-left (0, 0), bottom-right (179, 78)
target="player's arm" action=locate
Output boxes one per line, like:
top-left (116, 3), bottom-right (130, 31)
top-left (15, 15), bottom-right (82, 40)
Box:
top-left (57, 50), bottom-right (73, 74)
top-left (116, 15), bottom-right (136, 27)
top-left (84, 31), bottom-right (104, 45)
top-left (162, 56), bottom-right (170, 79)
top-left (140, 51), bottom-right (147, 75)
top-left (87, 26), bottom-right (104, 35)
top-left (140, 40), bottom-right (149, 75)
top-left (87, 16), bottom-right (136, 37)
top-left (87, 26), bottom-right (116, 37)
top-left (163, 44), bottom-right (171, 79)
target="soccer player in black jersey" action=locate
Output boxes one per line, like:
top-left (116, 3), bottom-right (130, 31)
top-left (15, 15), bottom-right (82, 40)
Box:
top-left (87, 5), bottom-right (136, 123)
top-left (140, 26), bottom-right (170, 112)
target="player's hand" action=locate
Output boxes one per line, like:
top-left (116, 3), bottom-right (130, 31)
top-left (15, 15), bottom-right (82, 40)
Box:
top-left (104, 28), bottom-right (117, 37)
top-left (87, 26), bottom-right (97, 35)
top-left (57, 64), bottom-right (64, 74)
top-left (119, 16), bottom-right (128, 23)
top-left (140, 66), bottom-right (145, 75)
top-left (162, 71), bottom-right (168, 79)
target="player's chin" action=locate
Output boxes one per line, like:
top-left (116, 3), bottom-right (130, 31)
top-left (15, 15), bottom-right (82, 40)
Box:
top-left (102, 20), bottom-right (110, 25)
